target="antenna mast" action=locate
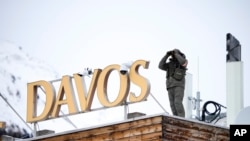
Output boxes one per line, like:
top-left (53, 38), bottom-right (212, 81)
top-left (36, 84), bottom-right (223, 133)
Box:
top-left (197, 57), bottom-right (199, 91)
top-left (195, 57), bottom-right (201, 119)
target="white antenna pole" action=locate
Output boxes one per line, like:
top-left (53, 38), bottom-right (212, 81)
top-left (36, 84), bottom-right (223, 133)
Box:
top-left (197, 56), bottom-right (199, 91)
top-left (196, 56), bottom-right (201, 119)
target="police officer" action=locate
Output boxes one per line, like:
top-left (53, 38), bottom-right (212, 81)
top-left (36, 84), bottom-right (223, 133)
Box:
top-left (158, 49), bottom-right (188, 117)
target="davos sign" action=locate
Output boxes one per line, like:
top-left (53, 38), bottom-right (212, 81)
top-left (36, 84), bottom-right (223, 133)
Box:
top-left (26, 60), bottom-right (151, 123)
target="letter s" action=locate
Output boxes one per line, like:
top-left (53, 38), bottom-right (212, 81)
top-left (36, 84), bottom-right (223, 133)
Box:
top-left (129, 60), bottom-right (151, 102)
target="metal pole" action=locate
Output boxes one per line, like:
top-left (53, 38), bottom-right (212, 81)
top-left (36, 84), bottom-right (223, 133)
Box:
top-left (0, 93), bottom-right (33, 132)
top-left (124, 101), bottom-right (128, 120)
top-left (150, 93), bottom-right (169, 114)
top-left (33, 122), bottom-right (37, 137)
top-left (196, 91), bottom-right (201, 119)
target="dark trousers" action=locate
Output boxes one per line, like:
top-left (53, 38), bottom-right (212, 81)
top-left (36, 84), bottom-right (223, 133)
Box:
top-left (168, 86), bottom-right (185, 117)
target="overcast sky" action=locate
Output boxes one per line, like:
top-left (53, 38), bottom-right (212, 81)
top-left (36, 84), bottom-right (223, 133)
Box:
top-left (1, 0), bottom-right (250, 129)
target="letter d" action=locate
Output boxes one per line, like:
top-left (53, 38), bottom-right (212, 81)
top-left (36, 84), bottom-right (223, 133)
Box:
top-left (27, 80), bottom-right (55, 123)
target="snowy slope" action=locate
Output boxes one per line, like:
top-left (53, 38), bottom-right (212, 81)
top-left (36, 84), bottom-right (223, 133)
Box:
top-left (0, 41), bottom-right (127, 139)
top-left (0, 41), bottom-right (83, 138)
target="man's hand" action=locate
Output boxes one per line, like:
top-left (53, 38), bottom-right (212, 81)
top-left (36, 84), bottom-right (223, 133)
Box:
top-left (166, 51), bottom-right (173, 56)
top-left (182, 60), bottom-right (188, 67)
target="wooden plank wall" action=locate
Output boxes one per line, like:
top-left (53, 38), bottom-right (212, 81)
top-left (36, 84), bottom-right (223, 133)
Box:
top-left (29, 115), bottom-right (230, 141)
top-left (162, 116), bottom-right (230, 141)
top-left (36, 116), bottom-right (163, 141)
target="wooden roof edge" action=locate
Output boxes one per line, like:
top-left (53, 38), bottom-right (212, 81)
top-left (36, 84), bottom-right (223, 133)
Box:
top-left (21, 112), bottom-right (169, 141)
top-left (163, 114), bottom-right (229, 130)
top-left (18, 113), bottom-right (229, 141)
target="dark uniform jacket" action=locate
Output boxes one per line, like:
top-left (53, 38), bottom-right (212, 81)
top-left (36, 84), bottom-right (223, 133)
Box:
top-left (158, 51), bottom-right (187, 89)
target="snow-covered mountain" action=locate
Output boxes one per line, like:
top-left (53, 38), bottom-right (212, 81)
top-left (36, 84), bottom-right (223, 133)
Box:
top-left (0, 41), bottom-right (127, 139)
top-left (0, 41), bottom-right (62, 138)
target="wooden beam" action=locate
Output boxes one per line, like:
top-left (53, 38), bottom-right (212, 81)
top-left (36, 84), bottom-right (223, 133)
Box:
top-left (29, 115), bottom-right (230, 141)
top-left (162, 116), bottom-right (229, 141)
top-left (37, 116), bottom-right (163, 141)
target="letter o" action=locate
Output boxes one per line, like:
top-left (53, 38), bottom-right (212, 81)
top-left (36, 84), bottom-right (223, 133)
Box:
top-left (97, 64), bottom-right (130, 107)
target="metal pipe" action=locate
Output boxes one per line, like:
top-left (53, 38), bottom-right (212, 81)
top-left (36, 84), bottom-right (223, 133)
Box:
top-left (150, 93), bottom-right (169, 114)
top-left (0, 93), bottom-right (33, 132)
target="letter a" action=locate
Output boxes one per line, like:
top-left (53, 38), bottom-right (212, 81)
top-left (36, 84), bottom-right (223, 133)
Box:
top-left (51, 75), bottom-right (79, 118)
top-left (73, 69), bottom-right (101, 111)
top-left (234, 129), bottom-right (241, 136)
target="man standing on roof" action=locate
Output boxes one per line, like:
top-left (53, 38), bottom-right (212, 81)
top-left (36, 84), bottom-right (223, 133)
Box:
top-left (158, 49), bottom-right (188, 117)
